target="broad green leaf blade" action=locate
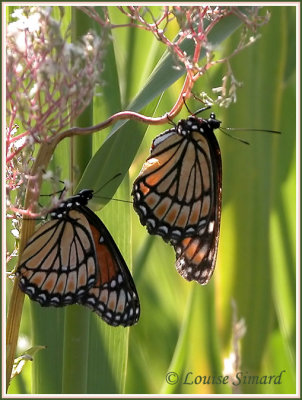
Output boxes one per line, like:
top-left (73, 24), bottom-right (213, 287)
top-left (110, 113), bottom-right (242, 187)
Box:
top-left (76, 101), bottom-right (158, 210)
top-left (31, 305), bottom-right (65, 393)
top-left (86, 177), bottom-right (133, 394)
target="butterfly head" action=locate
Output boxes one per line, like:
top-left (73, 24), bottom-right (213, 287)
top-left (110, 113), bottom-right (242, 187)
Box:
top-left (207, 113), bottom-right (221, 130)
top-left (77, 189), bottom-right (94, 204)
top-left (177, 113), bottom-right (221, 137)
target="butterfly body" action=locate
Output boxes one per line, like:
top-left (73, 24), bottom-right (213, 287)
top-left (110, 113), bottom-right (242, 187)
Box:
top-left (132, 113), bottom-right (222, 285)
top-left (17, 189), bottom-right (140, 326)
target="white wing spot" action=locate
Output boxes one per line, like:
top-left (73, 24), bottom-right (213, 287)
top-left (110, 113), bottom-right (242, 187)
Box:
top-left (159, 226), bottom-right (169, 234)
top-left (146, 218), bottom-right (156, 228)
top-left (51, 297), bottom-right (60, 303)
top-left (172, 229), bottom-right (182, 237)
top-left (176, 247), bottom-right (182, 256)
top-left (139, 205), bottom-right (147, 216)
top-left (26, 286), bottom-right (35, 295)
top-left (208, 221), bottom-right (214, 233)
top-left (198, 227), bottom-right (206, 235)
top-left (88, 277), bottom-right (95, 285)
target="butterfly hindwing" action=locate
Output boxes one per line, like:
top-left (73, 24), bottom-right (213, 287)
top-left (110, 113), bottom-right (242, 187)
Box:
top-left (77, 206), bottom-right (140, 327)
top-left (175, 117), bottom-right (222, 285)
top-left (132, 113), bottom-right (222, 284)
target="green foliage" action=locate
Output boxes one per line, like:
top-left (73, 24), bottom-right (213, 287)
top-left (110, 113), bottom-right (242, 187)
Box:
top-left (7, 5), bottom-right (296, 395)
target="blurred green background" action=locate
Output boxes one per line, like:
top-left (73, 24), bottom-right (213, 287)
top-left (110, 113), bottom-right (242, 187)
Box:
top-left (6, 5), bottom-right (296, 395)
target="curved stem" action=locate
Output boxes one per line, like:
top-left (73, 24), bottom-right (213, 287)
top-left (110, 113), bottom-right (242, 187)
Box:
top-left (6, 140), bottom-right (58, 391)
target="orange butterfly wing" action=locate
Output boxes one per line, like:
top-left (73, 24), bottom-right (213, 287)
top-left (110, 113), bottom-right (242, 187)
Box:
top-left (132, 114), bottom-right (222, 284)
top-left (77, 206), bottom-right (140, 327)
top-left (17, 210), bottom-right (98, 306)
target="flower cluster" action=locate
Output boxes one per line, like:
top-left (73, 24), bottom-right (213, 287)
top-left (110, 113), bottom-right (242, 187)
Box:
top-left (6, 6), bottom-right (105, 156)
top-left (82, 6), bottom-right (270, 109)
top-left (6, 6), bottom-right (107, 216)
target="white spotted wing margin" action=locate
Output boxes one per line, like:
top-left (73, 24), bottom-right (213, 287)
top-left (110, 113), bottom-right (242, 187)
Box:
top-left (76, 205), bottom-right (140, 327)
top-left (17, 211), bottom-right (98, 307)
top-left (174, 120), bottom-right (222, 285)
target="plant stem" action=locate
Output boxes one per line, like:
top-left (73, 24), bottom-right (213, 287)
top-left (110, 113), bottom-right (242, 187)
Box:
top-left (6, 140), bottom-right (57, 391)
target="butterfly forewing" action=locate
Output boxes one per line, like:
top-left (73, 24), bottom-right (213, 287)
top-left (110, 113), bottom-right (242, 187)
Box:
top-left (132, 118), bottom-right (218, 243)
top-left (17, 210), bottom-right (98, 306)
top-left (132, 114), bottom-right (222, 284)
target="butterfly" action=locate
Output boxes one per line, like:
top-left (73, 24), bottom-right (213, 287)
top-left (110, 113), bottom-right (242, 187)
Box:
top-left (17, 189), bottom-right (140, 327)
top-left (132, 109), bottom-right (222, 285)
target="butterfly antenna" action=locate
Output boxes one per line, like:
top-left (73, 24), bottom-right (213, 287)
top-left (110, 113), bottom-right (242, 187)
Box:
top-left (94, 174), bottom-right (133, 204)
top-left (96, 196), bottom-right (133, 205)
top-left (183, 96), bottom-right (192, 114)
top-left (190, 93), bottom-right (213, 116)
top-left (40, 188), bottom-right (66, 198)
top-left (219, 128), bottom-right (250, 145)
top-left (223, 127), bottom-right (281, 135)
top-left (94, 173), bottom-right (122, 196)
top-left (166, 113), bottom-right (177, 128)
